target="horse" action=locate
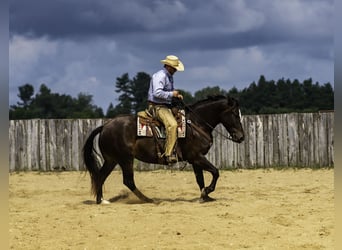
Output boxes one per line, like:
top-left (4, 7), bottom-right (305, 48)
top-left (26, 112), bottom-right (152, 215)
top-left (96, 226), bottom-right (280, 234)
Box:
top-left (83, 95), bottom-right (245, 204)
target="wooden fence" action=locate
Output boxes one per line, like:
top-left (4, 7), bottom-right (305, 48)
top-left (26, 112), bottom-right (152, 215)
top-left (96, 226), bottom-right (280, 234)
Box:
top-left (9, 112), bottom-right (334, 172)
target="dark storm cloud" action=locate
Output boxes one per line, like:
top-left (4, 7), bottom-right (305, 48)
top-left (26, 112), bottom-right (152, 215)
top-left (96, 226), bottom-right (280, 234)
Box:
top-left (10, 0), bottom-right (190, 37)
top-left (10, 0), bottom-right (333, 55)
top-left (9, 0), bottom-right (334, 110)
top-left (9, 1), bottom-right (269, 40)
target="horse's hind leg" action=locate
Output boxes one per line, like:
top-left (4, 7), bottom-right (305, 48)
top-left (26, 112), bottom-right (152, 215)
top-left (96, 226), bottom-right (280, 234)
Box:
top-left (96, 160), bottom-right (117, 204)
top-left (120, 159), bottom-right (153, 203)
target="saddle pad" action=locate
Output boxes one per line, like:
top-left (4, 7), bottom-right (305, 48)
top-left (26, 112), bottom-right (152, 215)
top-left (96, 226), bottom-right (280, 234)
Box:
top-left (137, 110), bottom-right (186, 138)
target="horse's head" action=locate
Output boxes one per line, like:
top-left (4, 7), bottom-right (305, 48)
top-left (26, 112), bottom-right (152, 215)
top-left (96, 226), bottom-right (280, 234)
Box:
top-left (220, 96), bottom-right (245, 143)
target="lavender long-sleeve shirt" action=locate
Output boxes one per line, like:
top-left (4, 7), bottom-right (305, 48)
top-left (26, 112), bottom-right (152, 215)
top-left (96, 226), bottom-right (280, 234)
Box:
top-left (147, 68), bottom-right (174, 104)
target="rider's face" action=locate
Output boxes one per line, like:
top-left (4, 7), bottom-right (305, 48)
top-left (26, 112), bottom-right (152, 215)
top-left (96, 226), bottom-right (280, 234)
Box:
top-left (166, 65), bottom-right (177, 75)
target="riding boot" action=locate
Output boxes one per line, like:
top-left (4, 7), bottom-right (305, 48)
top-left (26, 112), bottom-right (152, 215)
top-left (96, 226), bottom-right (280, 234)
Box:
top-left (166, 154), bottom-right (177, 164)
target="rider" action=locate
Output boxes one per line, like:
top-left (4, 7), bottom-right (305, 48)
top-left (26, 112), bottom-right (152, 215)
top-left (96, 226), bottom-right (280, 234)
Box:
top-left (147, 55), bottom-right (184, 164)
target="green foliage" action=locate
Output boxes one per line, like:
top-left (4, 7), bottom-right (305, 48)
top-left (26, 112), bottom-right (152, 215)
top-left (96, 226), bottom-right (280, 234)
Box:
top-left (10, 84), bottom-right (104, 119)
top-left (114, 73), bottom-right (133, 115)
top-left (17, 83), bottom-right (34, 107)
top-left (193, 86), bottom-right (227, 102)
top-left (236, 75), bottom-right (334, 114)
top-left (106, 72), bottom-right (151, 117)
top-left (10, 74), bottom-right (334, 119)
top-left (131, 72), bottom-right (151, 113)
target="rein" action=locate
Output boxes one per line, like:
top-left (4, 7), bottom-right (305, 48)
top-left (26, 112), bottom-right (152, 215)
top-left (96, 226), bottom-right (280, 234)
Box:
top-left (180, 100), bottom-right (235, 141)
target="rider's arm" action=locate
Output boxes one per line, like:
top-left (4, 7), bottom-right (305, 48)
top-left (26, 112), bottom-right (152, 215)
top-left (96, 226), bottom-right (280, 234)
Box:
top-left (150, 71), bottom-right (173, 102)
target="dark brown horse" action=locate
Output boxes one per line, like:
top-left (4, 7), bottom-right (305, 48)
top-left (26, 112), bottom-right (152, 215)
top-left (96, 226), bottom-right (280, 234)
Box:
top-left (83, 95), bottom-right (244, 203)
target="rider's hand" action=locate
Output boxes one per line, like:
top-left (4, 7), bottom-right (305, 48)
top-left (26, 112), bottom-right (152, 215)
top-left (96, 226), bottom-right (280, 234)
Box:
top-left (172, 90), bottom-right (183, 100)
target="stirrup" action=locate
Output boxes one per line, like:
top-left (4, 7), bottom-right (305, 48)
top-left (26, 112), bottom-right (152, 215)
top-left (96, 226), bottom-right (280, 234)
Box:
top-left (166, 155), bottom-right (177, 164)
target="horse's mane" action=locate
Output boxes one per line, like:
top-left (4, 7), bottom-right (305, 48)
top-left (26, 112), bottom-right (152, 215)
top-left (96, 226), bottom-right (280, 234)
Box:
top-left (188, 95), bottom-right (227, 109)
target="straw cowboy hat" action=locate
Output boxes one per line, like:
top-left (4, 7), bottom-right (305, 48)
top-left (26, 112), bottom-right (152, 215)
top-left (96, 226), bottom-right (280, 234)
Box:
top-left (160, 55), bottom-right (184, 71)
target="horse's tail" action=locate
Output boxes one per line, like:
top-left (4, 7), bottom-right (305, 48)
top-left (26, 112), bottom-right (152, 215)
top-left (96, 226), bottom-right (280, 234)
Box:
top-left (83, 125), bottom-right (104, 196)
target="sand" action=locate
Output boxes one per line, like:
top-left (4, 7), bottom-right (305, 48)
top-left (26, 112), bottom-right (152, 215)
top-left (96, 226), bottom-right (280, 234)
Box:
top-left (9, 168), bottom-right (334, 249)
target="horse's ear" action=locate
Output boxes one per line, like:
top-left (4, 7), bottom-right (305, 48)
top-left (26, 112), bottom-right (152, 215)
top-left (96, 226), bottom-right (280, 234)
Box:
top-left (227, 95), bottom-right (239, 106)
top-left (207, 95), bottom-right (215, 100)
top-left (226, 95), bottom-right (233, 104)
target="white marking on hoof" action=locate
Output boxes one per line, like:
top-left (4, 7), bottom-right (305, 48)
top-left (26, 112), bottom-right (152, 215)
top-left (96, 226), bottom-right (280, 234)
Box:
top-left (100, 199), bottom-right (110, 204)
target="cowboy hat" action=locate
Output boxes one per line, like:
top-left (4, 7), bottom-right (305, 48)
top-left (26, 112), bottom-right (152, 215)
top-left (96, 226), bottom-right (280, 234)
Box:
top-left (160, 55), bottom-right (184, 71)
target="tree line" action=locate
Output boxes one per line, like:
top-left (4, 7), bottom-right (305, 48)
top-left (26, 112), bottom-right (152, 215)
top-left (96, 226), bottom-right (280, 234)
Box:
top-left (9, 74), bottom-right (334, 120)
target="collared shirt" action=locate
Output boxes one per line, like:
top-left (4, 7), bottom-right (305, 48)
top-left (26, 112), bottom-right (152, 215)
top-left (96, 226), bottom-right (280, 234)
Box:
top-left (147, 68), bottom-right (174, 104)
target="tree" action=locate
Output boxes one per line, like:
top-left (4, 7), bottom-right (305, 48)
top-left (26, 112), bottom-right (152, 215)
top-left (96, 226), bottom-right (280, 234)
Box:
top-left (9, 75), bottom-right (335, 119)
top-left (110, 72), bottom-right (152, 115)
top-left (106, 103), bottom-right (117, 117)
top-left (31, 84), bottom-right (55, 118)
top-left (228, 86), bottom-right (239, 97)
top-left (236, 76), bottom-right (334, 114)
top-left (318, 83), bottom-right (334, 110)
top-left (10, 83), bottom-right (104, 119)
top-left (193, 86), bottom-right (227, 102)
top-left (71, 93), bottom-right (104, 118)
top-left (17, 83), bottom-right (34, 107)
top-left (115, 73), bottom-right (133, 114)
top-left (131, 72), bottom-right (151, 113)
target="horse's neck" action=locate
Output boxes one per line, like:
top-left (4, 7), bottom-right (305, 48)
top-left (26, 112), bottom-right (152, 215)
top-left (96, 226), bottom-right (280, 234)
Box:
top-left (188, 105), bottom-right (221, 132)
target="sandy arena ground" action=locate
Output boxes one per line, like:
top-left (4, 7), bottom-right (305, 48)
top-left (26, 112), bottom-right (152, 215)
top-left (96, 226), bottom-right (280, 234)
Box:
top-left (9, 168), bottom-right (334, 249)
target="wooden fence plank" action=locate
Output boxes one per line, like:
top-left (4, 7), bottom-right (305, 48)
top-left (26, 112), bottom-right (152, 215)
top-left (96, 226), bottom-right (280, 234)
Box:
top-left (237, 117), bottom-right (247, 168)
top-left (318, 113), bottom-right (328, 166)
top-left (271, 114), bottom-right (280, 166)
top-left (38, 120), bottom-right (46, 171)
top-left (246, 115), bottom-right (256, 167)
top-left (256, 115), bottom-right (264, 167)
top-left (71, 119), bottom-right (80, 171)
top-left (287, 113), bottom-right (299, 166)
top-left (9, 120), bottom-right (15, 172)
top-left (313, 113), bottom-right (320, 166)
top-left (278, 114), bottom-right (288, 166)
top-left (18, 120), bottom-right (27, 170)
top-left (304, 113), bottom-right (315, 167)
top-left (298, 113), bottom-right (306, 166)
top-left (327, 113), bottom-right (334, 166)
top-left (264, 115), bottom-right (273, 167)
top-left (8, 112), bottom-right (334, 171)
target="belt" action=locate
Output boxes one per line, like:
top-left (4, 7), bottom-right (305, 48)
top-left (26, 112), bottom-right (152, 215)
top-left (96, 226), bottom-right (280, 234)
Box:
top-left (148, 101), bottom-right (171, 108)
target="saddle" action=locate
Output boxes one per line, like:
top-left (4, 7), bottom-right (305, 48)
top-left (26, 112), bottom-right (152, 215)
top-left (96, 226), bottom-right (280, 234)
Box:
top-left (137, 108), bottom-right (186, 138)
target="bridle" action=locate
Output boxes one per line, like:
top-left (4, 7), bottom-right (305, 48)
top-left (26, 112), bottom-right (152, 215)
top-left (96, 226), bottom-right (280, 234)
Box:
top-left (179, 100), bottom-right (240, 142)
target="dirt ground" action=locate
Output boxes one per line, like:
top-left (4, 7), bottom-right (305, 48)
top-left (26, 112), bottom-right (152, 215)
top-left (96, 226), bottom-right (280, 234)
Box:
top-left (9, 168), bottom-right (334, 250)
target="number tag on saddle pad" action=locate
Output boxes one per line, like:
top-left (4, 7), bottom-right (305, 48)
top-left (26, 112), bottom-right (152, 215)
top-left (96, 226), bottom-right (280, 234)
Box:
top-left (137, 109), bottom-right (186, 138)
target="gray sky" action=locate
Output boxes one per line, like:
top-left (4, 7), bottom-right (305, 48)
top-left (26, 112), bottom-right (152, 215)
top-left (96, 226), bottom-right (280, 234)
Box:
top-left (9, 0), bottom-right (334, 111)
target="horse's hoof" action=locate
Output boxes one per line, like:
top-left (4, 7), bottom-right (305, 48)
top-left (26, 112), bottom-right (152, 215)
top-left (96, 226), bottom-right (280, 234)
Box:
top-left (199, 195), bottom-right (216, 203)
top-left (200, 188), bottom-right (215, 202)
top-left (144, 198), bottom-right (154, 203)
top-left (100, 199), bottom-right (111, 204)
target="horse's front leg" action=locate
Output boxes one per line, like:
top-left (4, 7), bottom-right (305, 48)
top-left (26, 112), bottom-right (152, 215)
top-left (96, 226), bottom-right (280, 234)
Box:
top-left (192, 156), bottom-right (220, 202)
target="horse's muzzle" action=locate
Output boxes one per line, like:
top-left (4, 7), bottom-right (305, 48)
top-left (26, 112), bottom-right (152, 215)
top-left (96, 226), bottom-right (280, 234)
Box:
top-left (232, 133), bottom-right (244, 143)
